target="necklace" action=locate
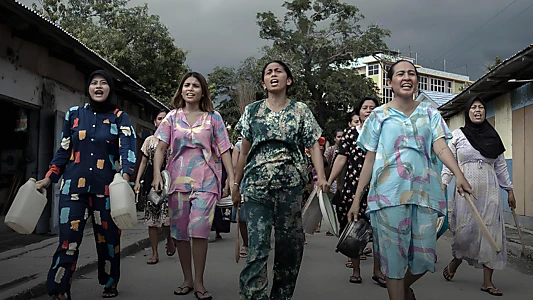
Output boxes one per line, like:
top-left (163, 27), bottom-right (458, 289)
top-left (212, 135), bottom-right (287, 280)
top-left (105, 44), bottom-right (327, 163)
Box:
top-left (266, 99), bottom-right (289, 112)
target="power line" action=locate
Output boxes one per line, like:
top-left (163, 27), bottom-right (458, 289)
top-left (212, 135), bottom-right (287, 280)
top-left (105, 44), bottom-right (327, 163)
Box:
top-left (450, 2), bottom-right (533, 61)
top-left (430, 0), bottom-right (518, 63)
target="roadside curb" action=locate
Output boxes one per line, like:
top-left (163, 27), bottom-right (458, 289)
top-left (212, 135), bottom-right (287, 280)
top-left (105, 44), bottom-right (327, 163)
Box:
top-left (2, 233), bottom-right (163, 300)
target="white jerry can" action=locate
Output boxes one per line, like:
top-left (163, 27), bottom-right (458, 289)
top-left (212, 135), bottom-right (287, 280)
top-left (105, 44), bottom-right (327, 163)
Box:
top-left (5, 178), bottom-right (48, 234)
top-left (109, 173), bottom-right (137, 229)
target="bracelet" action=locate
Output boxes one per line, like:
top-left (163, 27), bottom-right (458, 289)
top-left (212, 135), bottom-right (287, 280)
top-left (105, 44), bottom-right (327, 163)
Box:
top-left (233, 183), bottom-right (240, 186)
top-left (437, 147), bottom-right (446, 157)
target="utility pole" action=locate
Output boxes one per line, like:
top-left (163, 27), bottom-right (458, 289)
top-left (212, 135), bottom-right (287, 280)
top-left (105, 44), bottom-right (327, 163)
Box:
top-left (444, 59), bottom-right (446, 72)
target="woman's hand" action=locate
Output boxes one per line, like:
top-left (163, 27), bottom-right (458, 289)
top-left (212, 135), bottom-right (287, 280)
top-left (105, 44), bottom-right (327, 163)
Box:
top-left (134, 181), bottom-right (141, 194)
top-left (317, 177), bottom-right (329, 194)
top-left (152, 173), bottom-right (163, 192)
top-left (222, 187), bottom-right (230, 198)
top-left (455, 174), bottom-right (475, 198)
top-left (507, 190), bottom-right (516, 209)
top-left (347, 196), bottom-right (360, 223)
top-left (35, 178), bottom-right (51, 191)
top-left (231, 184), bottom-right (241, 207)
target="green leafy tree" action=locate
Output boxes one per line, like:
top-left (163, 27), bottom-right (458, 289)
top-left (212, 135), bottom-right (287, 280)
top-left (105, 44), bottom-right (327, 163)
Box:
top-left (32, 0), bottom-right (187, 105)
top-left (255, 0), bottom-right (390, 140)
top-left (209, 57), bottom-right (266, 141)
top-left (486, 56), bottom-right (502, 72)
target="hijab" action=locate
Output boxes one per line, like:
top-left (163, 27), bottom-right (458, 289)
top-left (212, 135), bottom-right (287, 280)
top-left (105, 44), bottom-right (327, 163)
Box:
top-left (86, 70), bottom-right (116, 113)
top-left (460, 97), bottom-right (505, 159)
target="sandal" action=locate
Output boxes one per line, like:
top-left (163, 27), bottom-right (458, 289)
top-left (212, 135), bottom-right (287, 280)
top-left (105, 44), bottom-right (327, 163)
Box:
top-left (363, 247), bottom-right (373, 256)
top-left (167, 241), bottom-right (176, 256)
top-left (345, 261), bottom-right (353, 268)
top-left (239, 246), bottom-right (248, 258)
top-left (443, 261), bottom-right (456, 281)
top-left (372, 275), bottom-right (387, 288)
top-left (102, 287), bottom-right (118, 298)
top-left (147, 257), bottom-right (159, 265)
top-left (349, 275), bottom-right (362, 284)
top-left (481, 287), bottom-right (503, 296)
top-left (326, 231), bottom-right (334, 236)
top-left (174, 286), bottom-right (193, 295)
top-left (194, 290), bottom-right (213, 300)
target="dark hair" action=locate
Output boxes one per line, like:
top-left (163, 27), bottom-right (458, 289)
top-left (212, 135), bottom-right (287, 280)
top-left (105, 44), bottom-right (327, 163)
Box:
top-left (386, 60), bottom-right (420, 80)
top-left (172, 72), bottom-right (214, 112)
top-left (348, 112), bottom-right (359, 123)
top-left (261, 60), bottom-right (294, 92)
top-left (153, 109), bottom-right (168, 121)
top-left (335, 128), bottom-right (344, 136)
top-left (355, 96), bottom-right (380, 116)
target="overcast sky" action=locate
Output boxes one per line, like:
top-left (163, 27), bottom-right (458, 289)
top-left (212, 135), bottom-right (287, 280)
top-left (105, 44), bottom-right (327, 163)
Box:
top-left (22, 0), bottom-right (533, 81)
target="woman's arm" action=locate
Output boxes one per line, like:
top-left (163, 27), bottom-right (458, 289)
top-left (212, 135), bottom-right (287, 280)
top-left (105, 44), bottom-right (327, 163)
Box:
top-left (36, 109), bottom-right (74, 190)
top-left (152, 141), bottom-right (169, 191)
top-left (433, 137), bottom-right (474, 197)
top-left (134, 155), bottom-right (148, 193)
top-left (309, 142), bottom-right (328, 192)
top-left (347, 151), bottom-right (376, 221)
top-left (327, 155), bottom-right (347, 186)
top-left (221, 150), bottom-right (234, 187)
top-left (231, 139), bottom-right (251, 206)
top-left (231, 146), bottom-right (240, 174)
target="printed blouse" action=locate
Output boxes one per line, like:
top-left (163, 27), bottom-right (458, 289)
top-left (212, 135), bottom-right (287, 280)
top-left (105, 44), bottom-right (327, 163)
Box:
top-left (46, 104), bottom-right (137, 195)
top-left (236, 100), bottom-right (322, 198)
top-left (357, 102), bottom-right (451, 215)
top-left (154, 109), bottom-right (231, 198)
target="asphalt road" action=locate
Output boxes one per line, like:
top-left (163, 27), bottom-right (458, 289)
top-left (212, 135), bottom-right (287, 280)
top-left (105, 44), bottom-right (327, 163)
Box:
top-left (36, 231), bottom-right (533, 299)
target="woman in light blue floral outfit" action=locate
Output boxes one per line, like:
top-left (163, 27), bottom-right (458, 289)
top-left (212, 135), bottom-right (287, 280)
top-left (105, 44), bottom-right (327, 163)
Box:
top-left (347, 60), bottom-right (474, 300)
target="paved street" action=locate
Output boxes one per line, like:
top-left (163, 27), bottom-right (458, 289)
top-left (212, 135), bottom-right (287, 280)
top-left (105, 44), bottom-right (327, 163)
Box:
top-left (37, 231), bottom-right (532, 300)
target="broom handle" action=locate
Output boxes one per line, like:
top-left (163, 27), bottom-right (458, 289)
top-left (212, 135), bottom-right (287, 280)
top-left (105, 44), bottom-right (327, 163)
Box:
top-left (511, 207), bottom-right (527, 256)
top-left (464, 193), bottom-right (501, 253)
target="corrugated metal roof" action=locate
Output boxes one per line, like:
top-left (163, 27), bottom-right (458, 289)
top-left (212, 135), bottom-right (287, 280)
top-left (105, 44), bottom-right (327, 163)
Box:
top-left (4, 0), bottom-right (168, 110)
top-left (418, 90), bottom-right (457, 107)
top-left (439, 44), bottom-right (533, 118)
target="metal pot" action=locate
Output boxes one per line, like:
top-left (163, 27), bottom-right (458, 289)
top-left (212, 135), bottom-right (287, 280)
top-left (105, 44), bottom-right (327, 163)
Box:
top-left (335, 219), bottom-right (372, 258)
top-left (147, 170), bottom-right (170, 206)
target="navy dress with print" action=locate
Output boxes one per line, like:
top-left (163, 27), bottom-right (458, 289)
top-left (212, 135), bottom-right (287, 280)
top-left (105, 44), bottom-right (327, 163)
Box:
top-left (45, 104), bottom-right (136, 299)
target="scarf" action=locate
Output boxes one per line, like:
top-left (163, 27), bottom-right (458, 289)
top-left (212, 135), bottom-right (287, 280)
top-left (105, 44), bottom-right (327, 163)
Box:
top-left (86, 70), bottom-right (116, 113)
top-left (460, 97), bottom-right (505, 159)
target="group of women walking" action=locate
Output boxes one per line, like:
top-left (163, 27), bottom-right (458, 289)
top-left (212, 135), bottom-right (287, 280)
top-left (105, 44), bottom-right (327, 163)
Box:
top-left (35, 58), bottom-right (516, 300)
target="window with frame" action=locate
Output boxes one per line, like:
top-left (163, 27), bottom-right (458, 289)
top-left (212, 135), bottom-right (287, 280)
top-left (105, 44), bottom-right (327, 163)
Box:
top-left (383, 87), bottom-right (394, 103)
top-left (419, 76), bottom-right (428, 91)
top-left (367, 63), bottom-right (379, 76)
top-left (430, 78), bottom-right (445, 93)
top-left (447, 81), bottom-right (453, 93)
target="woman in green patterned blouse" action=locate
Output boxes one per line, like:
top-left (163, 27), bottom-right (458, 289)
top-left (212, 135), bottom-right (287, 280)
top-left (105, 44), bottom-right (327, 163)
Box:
top-left (232, 60), bottom-right (328, 300)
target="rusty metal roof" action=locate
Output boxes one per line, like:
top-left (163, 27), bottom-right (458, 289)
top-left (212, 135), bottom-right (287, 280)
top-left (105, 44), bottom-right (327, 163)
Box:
top-left (1, 0), bottom-right (168, 110)
top-left (439, 44), bottom-right (533, 118)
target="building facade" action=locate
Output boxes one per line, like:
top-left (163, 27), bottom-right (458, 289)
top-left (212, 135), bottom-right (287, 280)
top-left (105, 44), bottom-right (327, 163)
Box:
top-left (0, 0), bottom-right (168, 234)
top-left (440, 44), bottom-right (533, 230)
top-left (348, 53), bottom-right (472, 104)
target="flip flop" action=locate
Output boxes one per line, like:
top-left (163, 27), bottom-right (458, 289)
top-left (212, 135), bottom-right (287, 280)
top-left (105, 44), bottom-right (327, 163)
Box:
top-left (102, 287), bottom-right (118, 298)
top-left (372, 275), bottom-right (387, 288)
top-left (194, 290), bottom-right (213, 300)
top-left (345, 261), bottom-right (353, 268)
top-left (481, 287), bottom-right (503, 296)
top-left (443, 262), bottom-right (456, 281)
top-left (349, 275), bottom-right (362, 284)
top-left (173, 286), bottom-right (193, 295)
top-left (146, 257), bottom-right (159, 265)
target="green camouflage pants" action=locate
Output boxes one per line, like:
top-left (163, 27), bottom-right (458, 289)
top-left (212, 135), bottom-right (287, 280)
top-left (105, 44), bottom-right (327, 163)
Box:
top-left (239, 186), bottom-right (304, 300)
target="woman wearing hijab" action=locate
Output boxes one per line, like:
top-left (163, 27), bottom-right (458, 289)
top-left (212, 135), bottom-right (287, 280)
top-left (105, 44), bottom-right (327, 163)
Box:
top-left (36, 70), bottom-right (137, 299)
top-left (441, 96), bottom-right (515, 296)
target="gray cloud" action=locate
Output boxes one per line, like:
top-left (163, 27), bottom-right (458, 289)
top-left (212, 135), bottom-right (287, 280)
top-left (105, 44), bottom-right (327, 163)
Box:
top-left (20, 0), bottom-right (533, 81)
